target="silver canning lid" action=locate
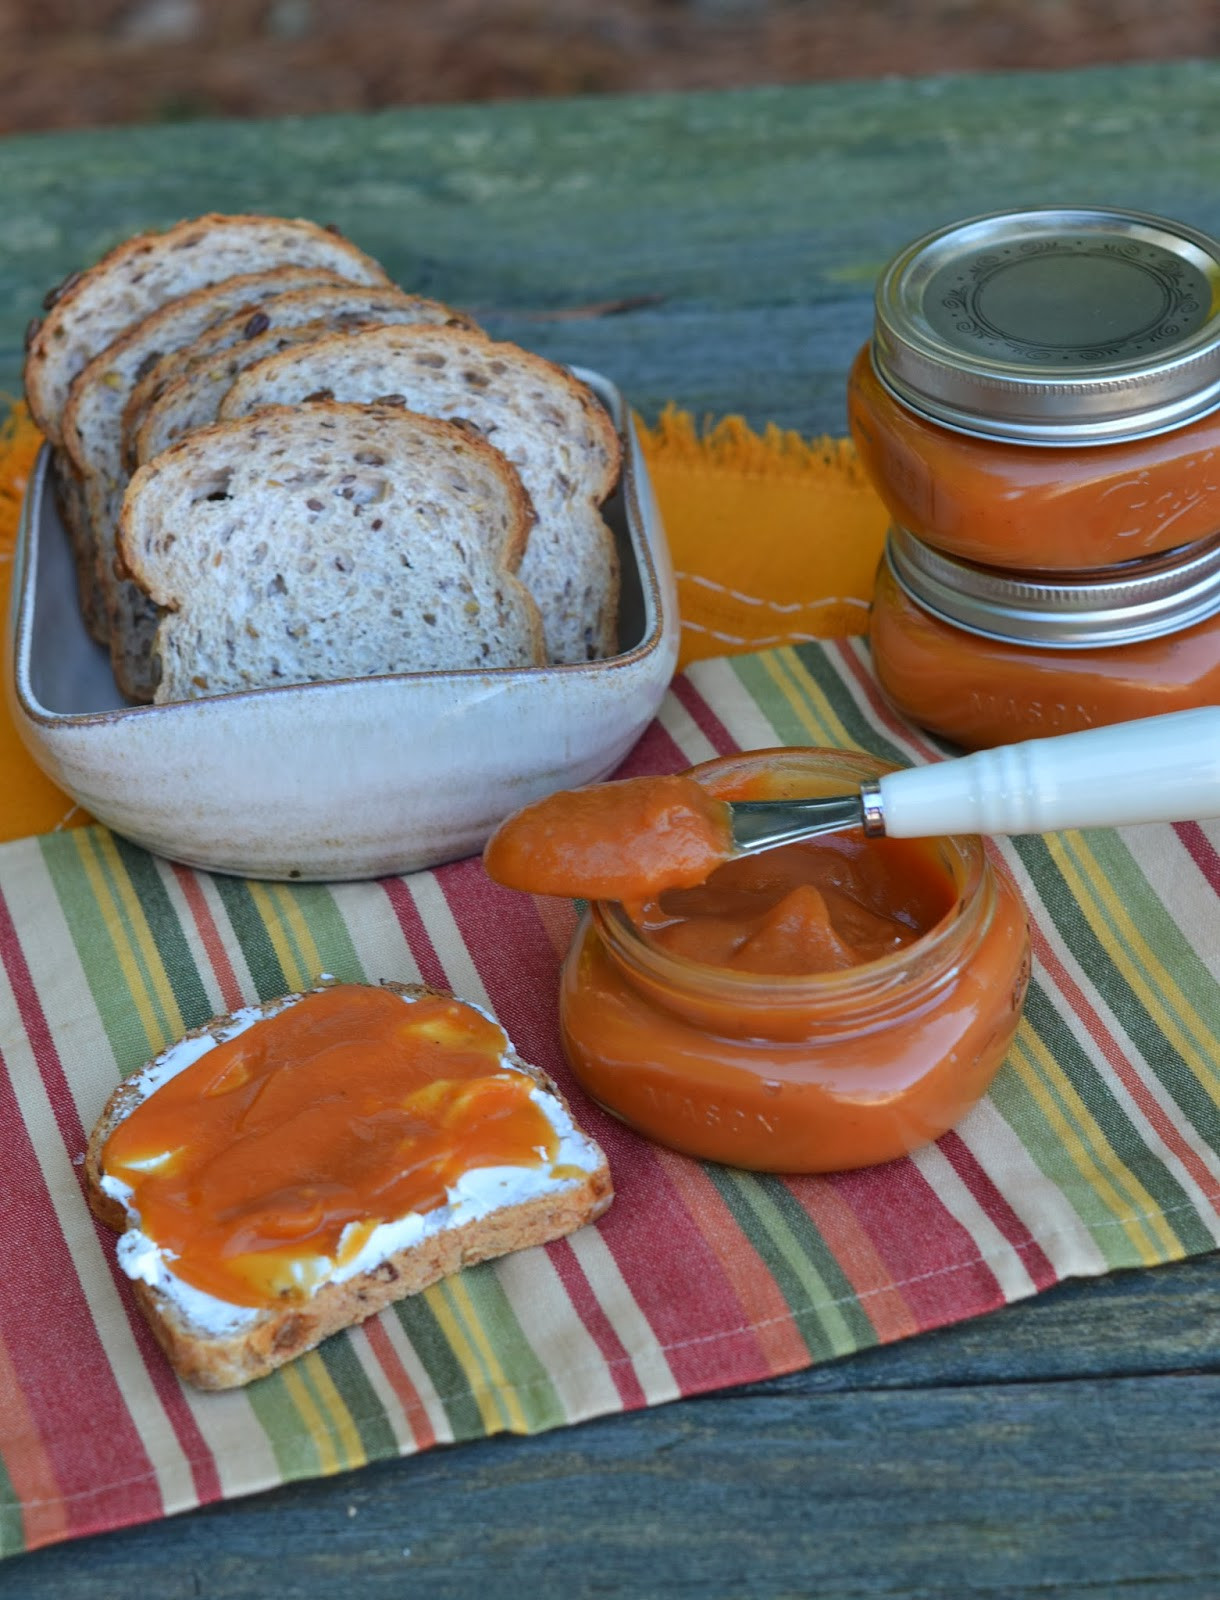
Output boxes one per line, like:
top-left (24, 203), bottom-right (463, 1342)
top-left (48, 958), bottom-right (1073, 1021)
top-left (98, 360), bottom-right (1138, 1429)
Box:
top-left (874, 206), bottom-right (1220, 445)
top-left (885, 525), bottom-right (1220, 648)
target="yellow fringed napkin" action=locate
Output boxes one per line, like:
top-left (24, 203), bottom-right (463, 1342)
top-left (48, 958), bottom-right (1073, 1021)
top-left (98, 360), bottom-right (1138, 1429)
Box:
top-left (0, 402), bottom-right (889, 844)
top-left (635, 407), bottom-right (888, 667)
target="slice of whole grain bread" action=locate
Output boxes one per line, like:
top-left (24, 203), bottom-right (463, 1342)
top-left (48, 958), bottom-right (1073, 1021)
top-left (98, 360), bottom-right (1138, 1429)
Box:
top-left (109, 289), bottom-right (478, 700)
top-left (85, 979), bottom-right (613, 1390)
top-left (118, 401), bottom-right (545, 703)
top-left (215, 324), bottom-right (623, 665)
top-left (23, 212), bottom-right (390, 448)
top-left (59, 265), bottom-right (360, 644)
top-left (123, 283), bottom-right (478, 471)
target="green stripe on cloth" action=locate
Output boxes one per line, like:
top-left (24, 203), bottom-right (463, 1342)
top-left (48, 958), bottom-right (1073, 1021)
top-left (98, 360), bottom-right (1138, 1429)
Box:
top-left (992, 990), bottom-right (1212, 1266)
top-left (0, 1456), bottom-right (22, 1558)
top-left (394, 1292), bottom-right (499, 1442)
top-left (710, 1168), bottom-right (876, 1361)
top-left (4, 639), bottom-right (1220, 1562)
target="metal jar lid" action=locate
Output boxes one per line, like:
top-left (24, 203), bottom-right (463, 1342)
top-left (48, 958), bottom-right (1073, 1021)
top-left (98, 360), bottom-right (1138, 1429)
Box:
top-left (884, 525), bottom-right (1220, 648)
top-left (873, 206), bottom-right (1220, 445)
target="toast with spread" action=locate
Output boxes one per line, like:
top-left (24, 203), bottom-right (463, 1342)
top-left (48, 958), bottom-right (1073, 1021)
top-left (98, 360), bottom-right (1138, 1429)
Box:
top-left (85, 979), bottom-right (613, 1390)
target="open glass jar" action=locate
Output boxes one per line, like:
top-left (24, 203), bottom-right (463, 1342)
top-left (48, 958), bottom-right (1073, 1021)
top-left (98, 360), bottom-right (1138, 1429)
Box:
top-left (558, 748), bottom-right (1030, 1172)
top-left (869, 526), bottom-right (1220, 749)
top-left (848, 206), bottom-right (1220, 571)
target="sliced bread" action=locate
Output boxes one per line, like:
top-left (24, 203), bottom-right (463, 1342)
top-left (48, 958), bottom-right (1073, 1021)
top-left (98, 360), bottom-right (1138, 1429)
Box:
top-left (123, 283), bottom-right (477, 471)
top-left (110, 289), bottom-right (477, 700)
top-left (117, 402), bottom-right (545, 704)
top-left (216, 324), bottom-right (623, 664)
top-left (85, 979), bottom-right (613, 1390)
top-left (59, 265), bottom-right (359, 643)
top-left (23, 212), bottom-right (389, 447)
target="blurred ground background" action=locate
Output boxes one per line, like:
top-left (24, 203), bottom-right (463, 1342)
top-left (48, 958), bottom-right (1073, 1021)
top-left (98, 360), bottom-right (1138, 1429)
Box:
top-left (0, 0), bottom-right (1216, 134)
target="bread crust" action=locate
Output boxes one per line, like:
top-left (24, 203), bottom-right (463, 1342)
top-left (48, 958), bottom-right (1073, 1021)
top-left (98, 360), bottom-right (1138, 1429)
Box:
top-left (86, 980), bottom-right (612, 1390)
top-left (24, 212), bottom-right (390, 446)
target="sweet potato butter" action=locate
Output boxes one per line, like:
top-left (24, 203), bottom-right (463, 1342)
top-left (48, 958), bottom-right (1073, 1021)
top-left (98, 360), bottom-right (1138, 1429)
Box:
top-left (869, 527), bottom-right (1220, 748)
top-left (486, 749), bottom-right (1031, 1172)
top-left (849, 207), bottom-right (1220, 572)
top-left (100, 984), bottom-right (568, 1308)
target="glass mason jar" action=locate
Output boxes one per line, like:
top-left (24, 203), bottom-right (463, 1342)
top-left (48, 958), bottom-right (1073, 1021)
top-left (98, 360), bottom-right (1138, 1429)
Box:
top-left (847, 206), bottom-right (1220, 571)
top-left (558, 748), bottom-right (1030, 1173)
top-left (869, 526), bottom-right (1220, 749)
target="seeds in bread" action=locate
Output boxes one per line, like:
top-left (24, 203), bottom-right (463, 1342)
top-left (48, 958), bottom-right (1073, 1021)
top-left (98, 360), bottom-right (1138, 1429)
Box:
top-left (59, 265), bottom-right (361, 647)
top-left (118, 402), bottom-right (546, 703)
top-left (85, 979), bottom-right (613, 1390)
top-left (217, 323), bottom-right (623, 665)
top-left (109, 291), bottom-right (480, 701)
top-left (123, 284), bottom-right (478, 472)
top-left (23, 212), bottom-right (390, 447)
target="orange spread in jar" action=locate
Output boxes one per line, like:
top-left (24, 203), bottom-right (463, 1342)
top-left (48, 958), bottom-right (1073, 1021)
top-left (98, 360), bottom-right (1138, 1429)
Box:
top-left (634, 833), bottom-right (954, 975)
top-left (848, 346), bottom-right (1220, 571)
top-left (869, 556), bottom-right (1220, 749)
top-left (101, 984), bottom-right (559, 1308)
top-left (527, 749), bottom-right (1030, 1173)
top-left (483, 773), bottom-right (734, 901)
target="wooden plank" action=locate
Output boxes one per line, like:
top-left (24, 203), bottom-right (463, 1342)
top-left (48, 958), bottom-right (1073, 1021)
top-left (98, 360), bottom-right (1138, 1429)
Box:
top-left (3, 61), bottom-right (1220, 432)
top-left (8, 1256), bottom-right (1220, 1596)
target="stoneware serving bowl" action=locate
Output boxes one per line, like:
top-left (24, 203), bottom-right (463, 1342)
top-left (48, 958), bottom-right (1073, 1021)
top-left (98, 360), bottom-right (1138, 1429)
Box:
top-left (6, 371), bottom-right (678, 880)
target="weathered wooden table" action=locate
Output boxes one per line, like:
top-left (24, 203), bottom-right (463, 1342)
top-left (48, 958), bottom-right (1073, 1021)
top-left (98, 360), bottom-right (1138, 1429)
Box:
top-left (5, 59), bottom-right (1220, 1598)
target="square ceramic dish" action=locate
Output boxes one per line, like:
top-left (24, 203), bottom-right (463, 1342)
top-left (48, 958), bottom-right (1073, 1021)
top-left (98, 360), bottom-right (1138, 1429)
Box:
top-left (5, 370), bottom-right (678, 880)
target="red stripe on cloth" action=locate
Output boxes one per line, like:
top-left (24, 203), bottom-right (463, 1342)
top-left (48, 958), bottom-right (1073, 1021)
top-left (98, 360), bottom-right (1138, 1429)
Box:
top-left (609, 710), bottom-right (692, 779)
top-left (430, 858), bottom-right (775, 1396)
top-left (547, 1239), bottom-right (649, 1409)
top-left (0, 887), bottom-right (222, 1525)
top-left (1176, 821), bottom-right (1220, 892)
top-left (1027, 916), bottom-right (1220, 1206)
top-left (0, 1046), bottom-right (163, 1541)
top-left (171, 863), bottom-right (244, 1012)
top-left (360, 1319), bottom-right (437, 1451)
top-left (0, 1329), bottom-right (69, 1552)
top-left (830, 1157), bottom-right (1007, 1328)
top-left (378, 876), bottom-right (450, 991)
top-left (669, 673), bottom-right (739, 756)
top-left (786, 1177), bottom-right (923, 1344)
top-left (935, 1129), bottom-right (1059, 1290)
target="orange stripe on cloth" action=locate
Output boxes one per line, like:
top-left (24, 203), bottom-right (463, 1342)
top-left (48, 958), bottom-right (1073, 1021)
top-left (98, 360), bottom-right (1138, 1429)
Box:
top-left (0, 1330), bottom-right (69, 1552)
top-left (653, 1147), bottom-right (813, 1373)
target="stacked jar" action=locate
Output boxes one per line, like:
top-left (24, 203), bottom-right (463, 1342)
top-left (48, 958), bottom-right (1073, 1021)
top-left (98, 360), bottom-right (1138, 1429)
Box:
top-left (849, 206), bottom-right (1220, 750)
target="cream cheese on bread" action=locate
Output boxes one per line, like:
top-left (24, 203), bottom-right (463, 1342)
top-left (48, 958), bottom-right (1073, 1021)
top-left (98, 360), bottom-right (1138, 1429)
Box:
top-left (97, 983), bottom-right (605, 1339)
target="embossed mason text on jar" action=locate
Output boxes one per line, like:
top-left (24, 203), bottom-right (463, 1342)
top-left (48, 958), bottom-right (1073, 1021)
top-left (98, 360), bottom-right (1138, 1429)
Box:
top-left (848, 206), bottom-right (1220, 571)
top-left (869, 527), bottom-right (1220, 749)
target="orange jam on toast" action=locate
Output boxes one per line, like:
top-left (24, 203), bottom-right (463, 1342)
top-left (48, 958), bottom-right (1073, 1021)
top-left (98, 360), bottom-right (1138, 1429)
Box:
top-left (102, 984), bottom-right (559, 1307)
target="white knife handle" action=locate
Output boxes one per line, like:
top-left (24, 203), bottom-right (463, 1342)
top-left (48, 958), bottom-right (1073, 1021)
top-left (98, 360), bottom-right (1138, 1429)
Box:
top-left (877, 708), bottom-right (1220, 838)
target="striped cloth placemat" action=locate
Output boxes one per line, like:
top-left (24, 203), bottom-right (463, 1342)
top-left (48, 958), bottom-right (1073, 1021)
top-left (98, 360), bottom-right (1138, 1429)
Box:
top-left (3, 637), bottom-right (1219, 1558)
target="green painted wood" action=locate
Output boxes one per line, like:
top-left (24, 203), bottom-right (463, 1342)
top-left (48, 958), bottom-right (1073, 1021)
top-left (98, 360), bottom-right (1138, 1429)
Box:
top-left (4, 61), bottom-right (1220, 433)
top-left (6, 60), bottom-right (1220, 1597)
top-left (8, 1258), bottom-right (1220, 1597)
